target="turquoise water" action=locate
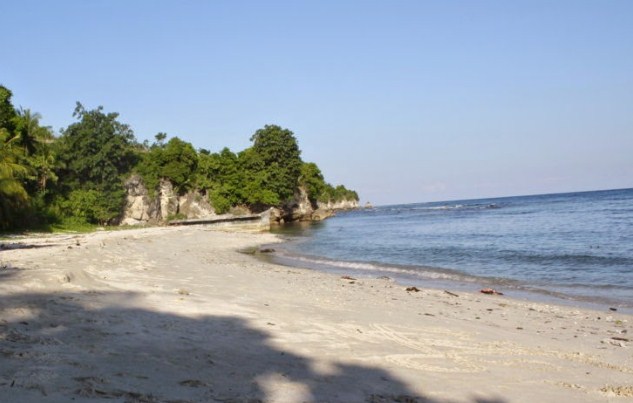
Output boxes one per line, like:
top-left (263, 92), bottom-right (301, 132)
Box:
top-left (271, 188), bottom-right (633, 312)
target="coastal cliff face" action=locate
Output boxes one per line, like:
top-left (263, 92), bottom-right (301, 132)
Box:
top-left (267, 187), bottom-right (360, 224)
top-left (120, 175), bottom-right (358, 226)
top-left (120, 175), bottom-right (217, 226)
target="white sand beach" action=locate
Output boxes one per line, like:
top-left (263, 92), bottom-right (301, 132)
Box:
top-left (0, 226), bottom-right (631, 402)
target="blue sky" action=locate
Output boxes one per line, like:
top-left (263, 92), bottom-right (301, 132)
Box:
top-left (2, 1), bottom-right (632, 205)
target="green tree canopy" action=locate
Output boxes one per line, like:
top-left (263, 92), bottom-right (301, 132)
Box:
top-left (56, 103), bottom-right (137, 191)
top-left (13, 108), bottom-right (54, 156)
top-left (199, 148), bottom-right (245, 213)
top-left (299, 162), bottom-right (326, 205)
top-left (0, 85), bottom-right (17, 134)
top-left (0, 85), bottom-right (360, 229)
top-left (136, 135), bottom-right (198, 194)
top-left (0, 131), bottom-right (29, 229)
top-left (248, 124), bottom-right (303, 204)
top-left (54, 103), bottom-right (138, 224)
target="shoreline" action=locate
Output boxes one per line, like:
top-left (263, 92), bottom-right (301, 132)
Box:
top-left (262, 245), bottom-right (633, 316)
top-left (1, 226), bottom-right (632, 401)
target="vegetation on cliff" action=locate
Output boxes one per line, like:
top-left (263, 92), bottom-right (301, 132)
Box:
top-left (0, 85), bottom-right (358, 230)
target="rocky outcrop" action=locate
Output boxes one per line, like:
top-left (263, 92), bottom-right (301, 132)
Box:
top-left (120, 176), bottom-right (358, 226)
top-left (266, 186), bottom-right (359, 225)
top-left (317, 199), bottom-right (360, 211)
top-left (120, 175), bottom-right (156, 226)
top-left (174, 187), bottom-right (215, 219)
top-left (158, 179), bottom-right (179, 221)
top-left (120, 175), bottom-right (216, 226)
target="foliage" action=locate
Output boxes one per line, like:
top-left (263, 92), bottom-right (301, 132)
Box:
top-left (54, 103), bottom-right (138, 224)
top-left (136, 135), bottom-right (198, 195)
top-left (299, 162), bottom-right (326, 205)
top-left (0, 133), bottom-right (29, 230)
top-left (0, 86), bottom-right (17, 133)
top-left (56, 103), bottom-right (137, 191)
top-left (13, 108), bottom-right (54, 155)
top-left (0, 85), bottom-right (359, 230)
top-left (12, 108), bottom-right (57, 195)
top-left (158, 137), bottom-right (198, 192)
top-left (55, 189), bottom-right (115, 225)
top-left (299, 162), bottom-right (359, 205)
top-left (197, 148), bottom-right (243, 214)
top-left (249, 124), bottom-right (302, 204)
top-left (319, 184), bottom-right (359, 204)
top-left (0, 87), bottom-right (29, 229)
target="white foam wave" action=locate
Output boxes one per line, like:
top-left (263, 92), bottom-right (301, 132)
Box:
top-left (278, 253), bottom-right (470, 282)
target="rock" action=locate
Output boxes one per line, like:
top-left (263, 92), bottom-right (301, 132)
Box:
top-left (311, 208), bottom-right (334, 221)
top-left (601, 338), bottom-right (627, 347)
top-left (159, 179), bottom-right (179, 219)
top-left (120, 179), bottom-right (357, 226)
top-left (316, 198), bottom-right (360, 211)
top-left (120, 175), bottom-right (154, 225)
top-left (177, 190), bottom-right (215, 219)
top-left (121, 176), bottom-right (218, 225)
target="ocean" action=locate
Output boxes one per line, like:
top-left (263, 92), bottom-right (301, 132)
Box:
top-left (270, 188), bottom-right (633, 313)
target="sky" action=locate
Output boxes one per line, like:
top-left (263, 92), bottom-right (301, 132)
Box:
top-left (2, 0), bottom-right (632, 205)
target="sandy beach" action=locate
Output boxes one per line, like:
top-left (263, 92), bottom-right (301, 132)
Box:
top-left (0, 226), bottom-right (631, 402)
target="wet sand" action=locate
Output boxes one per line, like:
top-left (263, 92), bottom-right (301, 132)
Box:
top-left (0, 226), bottom-right (631, 402)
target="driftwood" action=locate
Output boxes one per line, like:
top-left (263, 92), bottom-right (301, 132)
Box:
top-left (480, 288), bottom-right (504, 296)
top-left (444, 290), bottom-right (459, 297)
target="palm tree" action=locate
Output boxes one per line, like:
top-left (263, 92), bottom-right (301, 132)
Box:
top-left (31, 147), bottom-right (58, 191)
top-left (13, 108), bottom-right (53, 156)
top-left (0, 129), bottom-right (29, 229)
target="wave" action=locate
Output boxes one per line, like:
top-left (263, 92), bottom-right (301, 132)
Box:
top-left (269, 250), bottom-right (562, 290)
top-left (498, 251), bottom-right (633, 267)
top-left (381, 203), bottom-right (502, 214)
top-left (264, 246), bottom-right (633, 312)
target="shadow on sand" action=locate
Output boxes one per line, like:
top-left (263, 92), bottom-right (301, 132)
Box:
top-left (0, 290), bottom-right (509, 403)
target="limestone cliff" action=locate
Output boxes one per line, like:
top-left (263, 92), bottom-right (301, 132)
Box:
top-left (120, 175), bottom-right (216, 226)
top-left (120, 176), bottom-right (358, 226)
top-left (266, 186), bottom-right (360, 225)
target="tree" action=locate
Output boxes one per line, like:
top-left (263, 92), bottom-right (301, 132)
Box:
top-left (136, 135), bottom-right (198, 194)
top-left (0, 87), bottom-right (30, 229)
top-left (248, 124), bottom-right (303, 204)
top-left (54, 103), bottom-right (138, 224)
top-left (0, 85), bottom-right (17, 134)
top-left (13, 108), bottom-right (53, 155)
top-left (56, 103), bottom-right (137, 189)
top-left (299, 162), bottom-right (326, 205)
top-left (0, 132), bottom-right (29, 229)
top-left (11, 108), bottom-right (56, 195)
top-left (159, 137), bottom-right (198, 192)
top-left (197, 148), bottom-right (245, 213)
top-left (319, 183), bottom-right (359, 203)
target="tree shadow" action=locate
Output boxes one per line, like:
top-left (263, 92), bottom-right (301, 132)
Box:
top-left (0, 264), bottom-right (19, 281)
top-left (0, 290), bottom-right (465, 402)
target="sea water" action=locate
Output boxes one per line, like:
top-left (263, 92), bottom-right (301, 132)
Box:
top-left (271, 188), bottom-right (633, 312)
